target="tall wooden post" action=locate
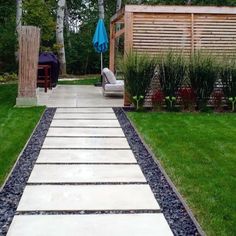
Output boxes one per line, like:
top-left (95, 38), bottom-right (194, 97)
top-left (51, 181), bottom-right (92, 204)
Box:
top-left (109, 21), bottom-right (115, 72)
top-left (124, 12), bottom-right (133, 107)
top-left (16, 26), bottom-right (40, 106)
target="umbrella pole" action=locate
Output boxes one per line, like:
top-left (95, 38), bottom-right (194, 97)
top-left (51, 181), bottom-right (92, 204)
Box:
top-left (100, 53), bottom-right (103, 84)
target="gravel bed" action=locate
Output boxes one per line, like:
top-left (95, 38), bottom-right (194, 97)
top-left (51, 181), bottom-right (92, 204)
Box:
top-left (113, 108), bottom-right (203, 236)
top-left (15, 209), bottom-right (161, 215)
top-left (0, 108), bottom-right (56, 236)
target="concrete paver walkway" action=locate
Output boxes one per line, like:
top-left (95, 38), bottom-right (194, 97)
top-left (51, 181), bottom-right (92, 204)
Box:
top-left (37, 85), bottom-right (123, 107)
top-left (7, 107), bottom-right (173, 236)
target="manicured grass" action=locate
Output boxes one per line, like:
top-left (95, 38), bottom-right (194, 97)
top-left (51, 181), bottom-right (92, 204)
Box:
top-left (58, 76), bottom-right (100, 85)
top-left (0, 84), bottom-right (44, 186)
top-left (128, 112), bottom-right (236, 236)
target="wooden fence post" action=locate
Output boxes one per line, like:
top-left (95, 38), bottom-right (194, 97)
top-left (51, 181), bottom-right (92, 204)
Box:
top-left (109, 21), bottom-right (115, 72)
top-left (124, 12), bottom-right (133, 107)
top-left (16, 26), bottom-right (40, 107)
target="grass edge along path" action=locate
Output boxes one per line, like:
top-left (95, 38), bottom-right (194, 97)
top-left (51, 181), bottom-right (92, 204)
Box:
top-left (0, 84), bottom-right (45, 187)
top-left (58, 75), bottom-right (100, 85)
top-left (127, 112), bottom-right (236, 236)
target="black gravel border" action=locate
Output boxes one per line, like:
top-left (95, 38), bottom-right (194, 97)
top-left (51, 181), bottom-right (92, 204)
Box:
top-left (0, 108), bottom-right (56, 236)
top-left (113, 107), bottom-right (205, 236)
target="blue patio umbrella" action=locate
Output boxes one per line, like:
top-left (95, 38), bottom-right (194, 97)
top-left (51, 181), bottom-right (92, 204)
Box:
top-left (92, 19), bottom-right (108, 81)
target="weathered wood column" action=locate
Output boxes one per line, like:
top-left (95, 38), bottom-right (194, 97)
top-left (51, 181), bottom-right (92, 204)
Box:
top-left (16, 26), bottom-right (40, 106)
top-left (124, 12), bottom-right (133, 107)
top-left (109, 21), bottom-right (115, 72)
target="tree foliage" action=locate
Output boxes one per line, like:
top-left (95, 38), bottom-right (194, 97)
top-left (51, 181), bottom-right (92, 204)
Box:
top-left (22, 0), bottom-right (56, 50)
top-left (0, 0), bottom-right (236, 74)
top-left (0, 0), bottom-right (17, 72)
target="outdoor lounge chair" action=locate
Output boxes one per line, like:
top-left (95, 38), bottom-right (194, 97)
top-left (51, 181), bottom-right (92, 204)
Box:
top-left (101, 68), bottom-right (124, 96)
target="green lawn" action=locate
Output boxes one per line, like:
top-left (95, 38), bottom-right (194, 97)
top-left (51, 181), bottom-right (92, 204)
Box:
top-left (128, 112), bottom-right (236, 236)
top-left (58, 75), bottom-right (100, 85)
top-left (0, 84), bottom-right (44, 186)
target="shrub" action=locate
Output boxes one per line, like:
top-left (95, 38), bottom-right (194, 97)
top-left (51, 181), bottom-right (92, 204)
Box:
top-left (119, 51), bottom-right (156, 109)
top-left (157, 51), bottom-right (186, 111)
top-left (179, 87), bottom-right (196, 111)
top-left (219, 60), bottom-right (236, 112)
top-left (0, 73), bottom-right (17, 83)
top-left (188, 52), bottom-right (218, 111)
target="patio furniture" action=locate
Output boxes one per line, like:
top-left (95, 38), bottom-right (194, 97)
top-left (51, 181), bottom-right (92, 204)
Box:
top-left (102, 68), bottom-right (124, 96)
top-left (37, 65), bottom-right (52, 93)
top-left (38, 52), bottom-right (59, 87)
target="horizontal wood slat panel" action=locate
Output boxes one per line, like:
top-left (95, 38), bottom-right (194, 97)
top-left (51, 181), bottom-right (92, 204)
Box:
top-left (133, 13), bottom-right (192, 55)
top-left (131, 12), bottom-right (236, 57)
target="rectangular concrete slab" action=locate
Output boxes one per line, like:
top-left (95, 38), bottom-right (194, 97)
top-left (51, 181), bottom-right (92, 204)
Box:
top-left (7, 214), bottom-right (173, 236)
top-left (17, 185), bottom-right (160, 211)
top-left (54, 113), bottom-right (117, 119)
top-left (51, 119), bottom-right (121, 128)
top-left (36, 149), bottom-right (137, 163)
top-left (57, 108), bottom-right (114, 113)
top-left (47, 127), bottom-right (125, 137)
top-left (28, 164), bottom-right (146, 183)
top-left (42, 137), bottom-right (130, 149)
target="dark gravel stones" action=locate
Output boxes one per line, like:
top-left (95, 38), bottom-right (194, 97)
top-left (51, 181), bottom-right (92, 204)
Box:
top-left (0, 108), bottom-right (55, 236)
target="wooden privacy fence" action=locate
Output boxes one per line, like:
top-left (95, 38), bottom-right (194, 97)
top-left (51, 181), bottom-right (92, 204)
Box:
top-left (110, 5), bottom-right (236, 106)
top-left (16, 26), bottom-right (40, 106)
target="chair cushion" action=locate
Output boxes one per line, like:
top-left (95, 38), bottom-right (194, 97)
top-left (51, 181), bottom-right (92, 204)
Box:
top-left (105, 80), bottom-right (124, 91)
top-left (102, 68), bottom-right (116, 84)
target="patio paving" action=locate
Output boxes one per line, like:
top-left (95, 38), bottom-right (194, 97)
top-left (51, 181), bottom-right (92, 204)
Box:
top-left (37, 85), bottom-right (123, 107)
top-left (7, 214), bottom-right (172, 236)
top-left (7, 95), bottom-right (173, 235)
top-left (36, 149), bottom-right (137, 163)
top-left (27, 164), bottom-right (146, 183)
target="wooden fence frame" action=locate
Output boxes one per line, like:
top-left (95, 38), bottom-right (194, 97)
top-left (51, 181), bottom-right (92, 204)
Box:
top-left (109, 5), bottom-right (236, 106)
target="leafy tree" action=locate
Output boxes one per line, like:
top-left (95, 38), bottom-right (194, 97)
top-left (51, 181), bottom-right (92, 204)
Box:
top-left (0, 0), bottom-right (17, 72)
top-left (22, 0), bottom-right (56, 50)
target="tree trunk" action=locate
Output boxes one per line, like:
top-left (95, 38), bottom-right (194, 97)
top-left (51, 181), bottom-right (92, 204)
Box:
top-left (56, 0), bottom-right (67, 75)
top-left (65, 2), bottom-right (71, 49)
top-left (116, 0), bottom-right (122, 53)
top-left (116, 0), bottom-right (122, 12)
top-left (187, 0), bottom-right (192, 4)
top-left (98, 0), bottom-right (104, 19)
top-left (16, 0), bottom-right (22, 61)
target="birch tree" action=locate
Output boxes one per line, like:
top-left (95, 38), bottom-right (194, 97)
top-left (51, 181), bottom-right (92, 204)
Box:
top-left (16, 0), bottom-right (22, 61)
top-left (65, 2), bottom-right (71, 49)
top-left (116, 0), bottom-right (122, 12)
top-left (98, 0), bottom-right (104, 19)
top-left (116, 0), bottom-right (122, 48)
top-left (56, 0), bottom-right (67, 75)
top-left (16, 0), bottom-right (22, 34)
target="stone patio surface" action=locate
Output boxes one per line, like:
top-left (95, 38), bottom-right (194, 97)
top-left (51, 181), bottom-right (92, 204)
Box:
top-left (47, 127), bottom-right (125, 137)
top-left (37, 85), bottom-right (123, 107)
top-left (28, 164), bottom-right (146, 183)
top-left (7, 214), bottom-right (173, 236)
top-left (36, 149), bottom-right (137, 163)
top-left (7, 92), bottom-right (173, 235)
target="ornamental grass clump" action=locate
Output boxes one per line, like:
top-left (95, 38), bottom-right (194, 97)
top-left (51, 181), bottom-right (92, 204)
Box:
top-left (219, 60), bottom-right (236, 112)
top-left (120, 51), bottom-right (156, 110)
top-left (188, 52), bottom-right (218, 111)
top-left (157, 51), bottom-right (186, 111)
